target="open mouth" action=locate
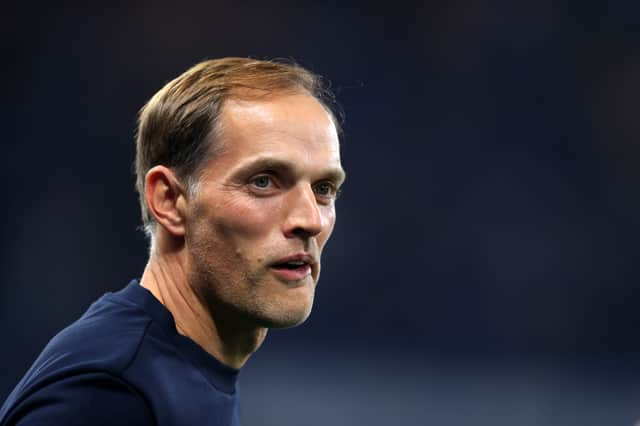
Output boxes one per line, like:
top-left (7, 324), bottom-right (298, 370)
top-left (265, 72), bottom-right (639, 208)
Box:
top-left (271, 260), bottom-right (309, 270)
top-left (270, 260), bottom-right (313, 281)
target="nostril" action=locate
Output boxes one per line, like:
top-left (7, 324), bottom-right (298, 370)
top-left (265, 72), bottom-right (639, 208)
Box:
top-left (291, 227), bottom-right (316, 239)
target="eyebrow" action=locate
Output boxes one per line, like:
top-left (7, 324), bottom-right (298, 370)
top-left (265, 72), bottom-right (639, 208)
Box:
top-left (233, 156), bottom-right (346, 186)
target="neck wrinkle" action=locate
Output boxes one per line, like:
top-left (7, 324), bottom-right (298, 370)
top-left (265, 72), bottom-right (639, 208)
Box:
top-left (140, 244), bottom-right (265, 369)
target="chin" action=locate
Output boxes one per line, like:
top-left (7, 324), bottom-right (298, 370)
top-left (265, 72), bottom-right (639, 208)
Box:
top-left (257, 302), bottom-right (314, 329)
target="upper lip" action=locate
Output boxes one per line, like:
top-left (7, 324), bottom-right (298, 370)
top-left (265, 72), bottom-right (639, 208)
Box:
top-left (271, 253), bottom-right (316, 266)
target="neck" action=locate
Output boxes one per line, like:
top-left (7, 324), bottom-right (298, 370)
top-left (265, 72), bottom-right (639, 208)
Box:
top-left (140, 238), bottom-right (267, 369)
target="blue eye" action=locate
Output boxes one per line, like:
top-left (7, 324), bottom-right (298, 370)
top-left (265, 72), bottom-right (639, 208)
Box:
top-left (252, 176), bottom-right (272, 188)
top-left (314, 182), bottom-right (340, 199)
top-left (314, 182), bottom-right (332, 195)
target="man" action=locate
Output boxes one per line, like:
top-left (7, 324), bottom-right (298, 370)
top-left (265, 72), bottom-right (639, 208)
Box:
top-left (0, 58), bottom-right (345, 425)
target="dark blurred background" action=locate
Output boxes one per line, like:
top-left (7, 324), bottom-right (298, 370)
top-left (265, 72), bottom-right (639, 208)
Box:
top-left (2, 1), bottom-right (640, 425)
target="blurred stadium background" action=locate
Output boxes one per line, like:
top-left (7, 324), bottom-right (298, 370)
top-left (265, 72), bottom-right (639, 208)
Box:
top-left (2, 1), bottom-right (640, 425)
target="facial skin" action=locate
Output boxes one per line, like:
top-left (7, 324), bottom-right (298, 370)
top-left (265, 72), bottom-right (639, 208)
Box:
top-left (183, 93), bottom-right (345, 330)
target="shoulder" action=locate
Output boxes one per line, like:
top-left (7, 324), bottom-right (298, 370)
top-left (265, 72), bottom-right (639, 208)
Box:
top-left (53, 292), bottom-right (153, 364)
top-left (1, 292), bottom-right (154, 423)
top-left (2, 372), bottom-right (155, 426)
top-left (36, 292), bottom-right (152, 377)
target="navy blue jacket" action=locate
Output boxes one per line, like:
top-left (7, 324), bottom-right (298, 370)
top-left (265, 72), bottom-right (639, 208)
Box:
top-left (0, 280), bottom-right (241, 425)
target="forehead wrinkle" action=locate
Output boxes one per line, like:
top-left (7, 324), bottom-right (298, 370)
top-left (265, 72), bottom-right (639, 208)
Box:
top-left (233, 154), bottom-right (344, 182)
top-left (226, 119), bottom-right (336, 153)
top-left (221, 119), bottom-right (341, 171)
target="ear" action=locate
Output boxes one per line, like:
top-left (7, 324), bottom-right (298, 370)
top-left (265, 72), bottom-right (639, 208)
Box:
top-left (145, 166), bottom-right (187, 237)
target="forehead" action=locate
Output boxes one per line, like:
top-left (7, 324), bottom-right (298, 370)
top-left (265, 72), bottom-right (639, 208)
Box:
top-left (214, 94), bottom-right (342, 170)
top-left (222, 93), bottom-right (337, 140)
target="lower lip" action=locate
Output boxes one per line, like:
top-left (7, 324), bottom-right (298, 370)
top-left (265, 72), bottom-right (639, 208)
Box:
top-left (270, 264), bottom-right (312, 281)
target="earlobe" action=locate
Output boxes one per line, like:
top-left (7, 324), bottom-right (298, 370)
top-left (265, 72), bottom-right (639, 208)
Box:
top-left (145, 166), bottom-right (187, 237)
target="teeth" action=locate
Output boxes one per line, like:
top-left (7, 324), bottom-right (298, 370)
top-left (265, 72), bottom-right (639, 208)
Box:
top-left (288, 261), bottom-right (305, 266)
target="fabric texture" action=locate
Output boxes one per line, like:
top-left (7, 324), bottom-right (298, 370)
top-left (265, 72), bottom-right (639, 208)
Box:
top-left (0, 280), bottom-right (241, 426)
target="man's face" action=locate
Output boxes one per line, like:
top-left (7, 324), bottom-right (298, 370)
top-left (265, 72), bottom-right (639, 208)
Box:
top-left (185, 93), bottom-right (344, 329)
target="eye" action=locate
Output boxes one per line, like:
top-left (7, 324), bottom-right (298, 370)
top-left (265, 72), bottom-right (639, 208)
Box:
top-left (314, 181), bottom-right (339, 199)
top-left (251, 175), bottom-right (272, 189)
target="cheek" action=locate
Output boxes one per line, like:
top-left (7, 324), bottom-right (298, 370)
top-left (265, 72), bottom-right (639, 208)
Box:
top-left (318, 206), bottom-right (337, 248)
top-left (206, 196), bottom-right (278, 243)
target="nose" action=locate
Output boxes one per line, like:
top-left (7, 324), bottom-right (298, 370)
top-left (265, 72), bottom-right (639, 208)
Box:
top-left (283, 184), bottom-right (324, 239)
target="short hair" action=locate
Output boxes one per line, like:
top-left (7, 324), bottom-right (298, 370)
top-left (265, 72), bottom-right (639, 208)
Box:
top-left (134, 57), bottom-right (341, 241)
